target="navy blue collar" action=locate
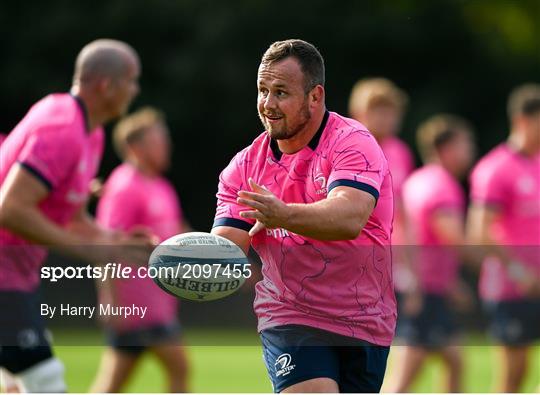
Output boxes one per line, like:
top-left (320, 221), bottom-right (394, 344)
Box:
top-left (270, 110), bottom-right (329, 161)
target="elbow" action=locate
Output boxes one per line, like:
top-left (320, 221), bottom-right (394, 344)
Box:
top-left (0, 201), bottom-right (21, 230)
top-left (341, 219), bottom-right (364, 240)
top-left (338, 201), bottom-right (372, 240)
top-left (0, 205), bottom-right (11, 228)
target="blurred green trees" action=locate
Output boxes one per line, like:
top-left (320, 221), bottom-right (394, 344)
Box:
top-left (1, 0), bottom-right (538, 227)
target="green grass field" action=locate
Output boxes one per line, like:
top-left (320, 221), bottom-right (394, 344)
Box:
top-left (53, 330), bottom-right (539, 393)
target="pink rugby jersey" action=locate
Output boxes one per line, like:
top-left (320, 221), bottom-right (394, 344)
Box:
top-left (470, 144), bottom-right (540, 301)
top-left (214, 111), bottom-right (396, 346)
top-left (380, 136), bottom-right (414, 243)
top-left (0, 133), bottom-right (7, 147)
top-left (402, 164), bottom-right (465, 295)
top-left (380, 136), bottom-right (415, 292)
top-left (96, 163), bottom-right (183, 330)
top-left (0, 94), bottom-right (104, 292)
top-left (380, 136), bottom-right (414, 204)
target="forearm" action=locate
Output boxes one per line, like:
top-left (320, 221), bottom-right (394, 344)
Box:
top-left (211, 226), bottom-right (251, 255)
top-left (66, 211), bottom-right (113, 241)
top-left (0, 201), bottom-right (124, 266)
top-left (1, 202), bottom-right (82, 246)
top-left (284, 196), bottom-right (368, 241)
top-left (237, 180), bottom-right (375, 241)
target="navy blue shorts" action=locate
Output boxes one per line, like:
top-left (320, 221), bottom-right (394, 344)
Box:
top-left (396, 293), bottom-right (458, 348)
top-left (106, 320), bottom-right (182, 356)
top-left (260, 324), bottom-right (389, 393)
top-left (0, 290), bottom-right (53, 373)
top-left (484, 298), bottom-right (540, 346)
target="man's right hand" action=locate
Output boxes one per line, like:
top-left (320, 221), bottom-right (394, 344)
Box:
top-left (86, 229), bottom-right (156, 267)
top-left (111, 230), bottom-right (156, 267)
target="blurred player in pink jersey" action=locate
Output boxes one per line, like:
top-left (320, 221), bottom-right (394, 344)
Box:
top-left (349, 78), bottom-right (413, 245)
top-left (468, 83), bottom-right (540, 392)
top-left (348, 78), bottom-right (415, 305)
top-left (212, 39), bottom-right (395, 393)
top-left (390, 115), bottom-right (476, 392)
top-left (0, 39), bottom-right (147, 392)
top-left (90, 108), bottom-right (190, 393)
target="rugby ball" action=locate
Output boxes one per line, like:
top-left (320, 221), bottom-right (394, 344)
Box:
top-left (148, 232), bottom-right (249, 302)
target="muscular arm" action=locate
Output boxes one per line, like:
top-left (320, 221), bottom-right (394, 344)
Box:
top-left (212, 186), bottom-right (374, 256)
top-left (282, 187), bottom-right (374, 240)
top-left (211, 226), bottom-right (251, 255)
top-left (0, 164), bottom-right (84, 246)
top-left (66, 204), bottom-right (115, 241)
top-left (237, 178), bottom-right (375, 241)
top-left (0, 165), bottom-right (152, 265)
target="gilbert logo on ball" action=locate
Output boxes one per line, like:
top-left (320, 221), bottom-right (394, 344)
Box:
top-left (148, 232), bottom-right (250, 301)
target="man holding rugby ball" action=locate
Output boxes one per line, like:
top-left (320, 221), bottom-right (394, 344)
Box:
top-left (212, 39), bottom-right (395, 393)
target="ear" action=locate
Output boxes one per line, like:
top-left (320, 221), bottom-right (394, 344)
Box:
top-left (517, 113), bottom-right (531, 127)
top-left (309, 85), bottom-right (325, 106)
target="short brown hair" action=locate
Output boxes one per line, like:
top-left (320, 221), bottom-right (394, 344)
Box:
top-left (260, 39), bottom-right (325, 92)
top-left (416, 114), bottom-right (473, 163)
top-left (507, 83), bottom-right (540, 119)
top-left (348, 77), bottom-right (408, 118)
top-left (113, 107), bottom-right (165, 159)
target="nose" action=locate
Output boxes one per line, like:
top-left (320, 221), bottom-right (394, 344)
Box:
top-left (263, 93), bottom-right (277, 111)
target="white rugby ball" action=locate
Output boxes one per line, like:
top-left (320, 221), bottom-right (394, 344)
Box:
top-left (148, 232), bottom-right (249, 302)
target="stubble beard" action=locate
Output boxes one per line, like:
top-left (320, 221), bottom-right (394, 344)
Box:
top-left (262, 103), bottom-right (311, 141)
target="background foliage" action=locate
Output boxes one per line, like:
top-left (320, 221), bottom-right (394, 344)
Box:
top-left (2, 0), bottom-right (539, 228)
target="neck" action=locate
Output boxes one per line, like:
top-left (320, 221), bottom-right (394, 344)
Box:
top-left (70, 85), bottom-right (108, 131)
top-left (373, 135), bottom-right (388, 144)
top-left (431, 157), bottom-right (461, 179)
top-left (127, 158), bottom-right (159, 178)
top-left (276, 107), bottom-right (326, 154)
top-left (508, 131), bottom-right (539, 157)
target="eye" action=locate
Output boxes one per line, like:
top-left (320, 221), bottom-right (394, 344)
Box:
top-left (276, 90), bottom-right (286, 97)
top-left (259, 87), bottom-right (269, 96)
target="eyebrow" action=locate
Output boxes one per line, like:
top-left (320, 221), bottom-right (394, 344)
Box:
top-left (257, 80), bottom-right (288, 89)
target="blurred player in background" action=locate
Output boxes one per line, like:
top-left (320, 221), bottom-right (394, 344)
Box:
top-left (0, 136), bottom-right (20, 394)
top-left (0, 39), bottom-right (147, 393)
top-left (348, 78), bottom-right (415, 305)
top-left (212, 39), bottom-right (395, 393)
top-left (348, 79), bottom-right (416, 393)
top-left (468, 83), bottom-right (540, 392)
top-left (90, 108), bottom-right (190, 392)
top-left (390, 114), bottom-right (476, 392)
